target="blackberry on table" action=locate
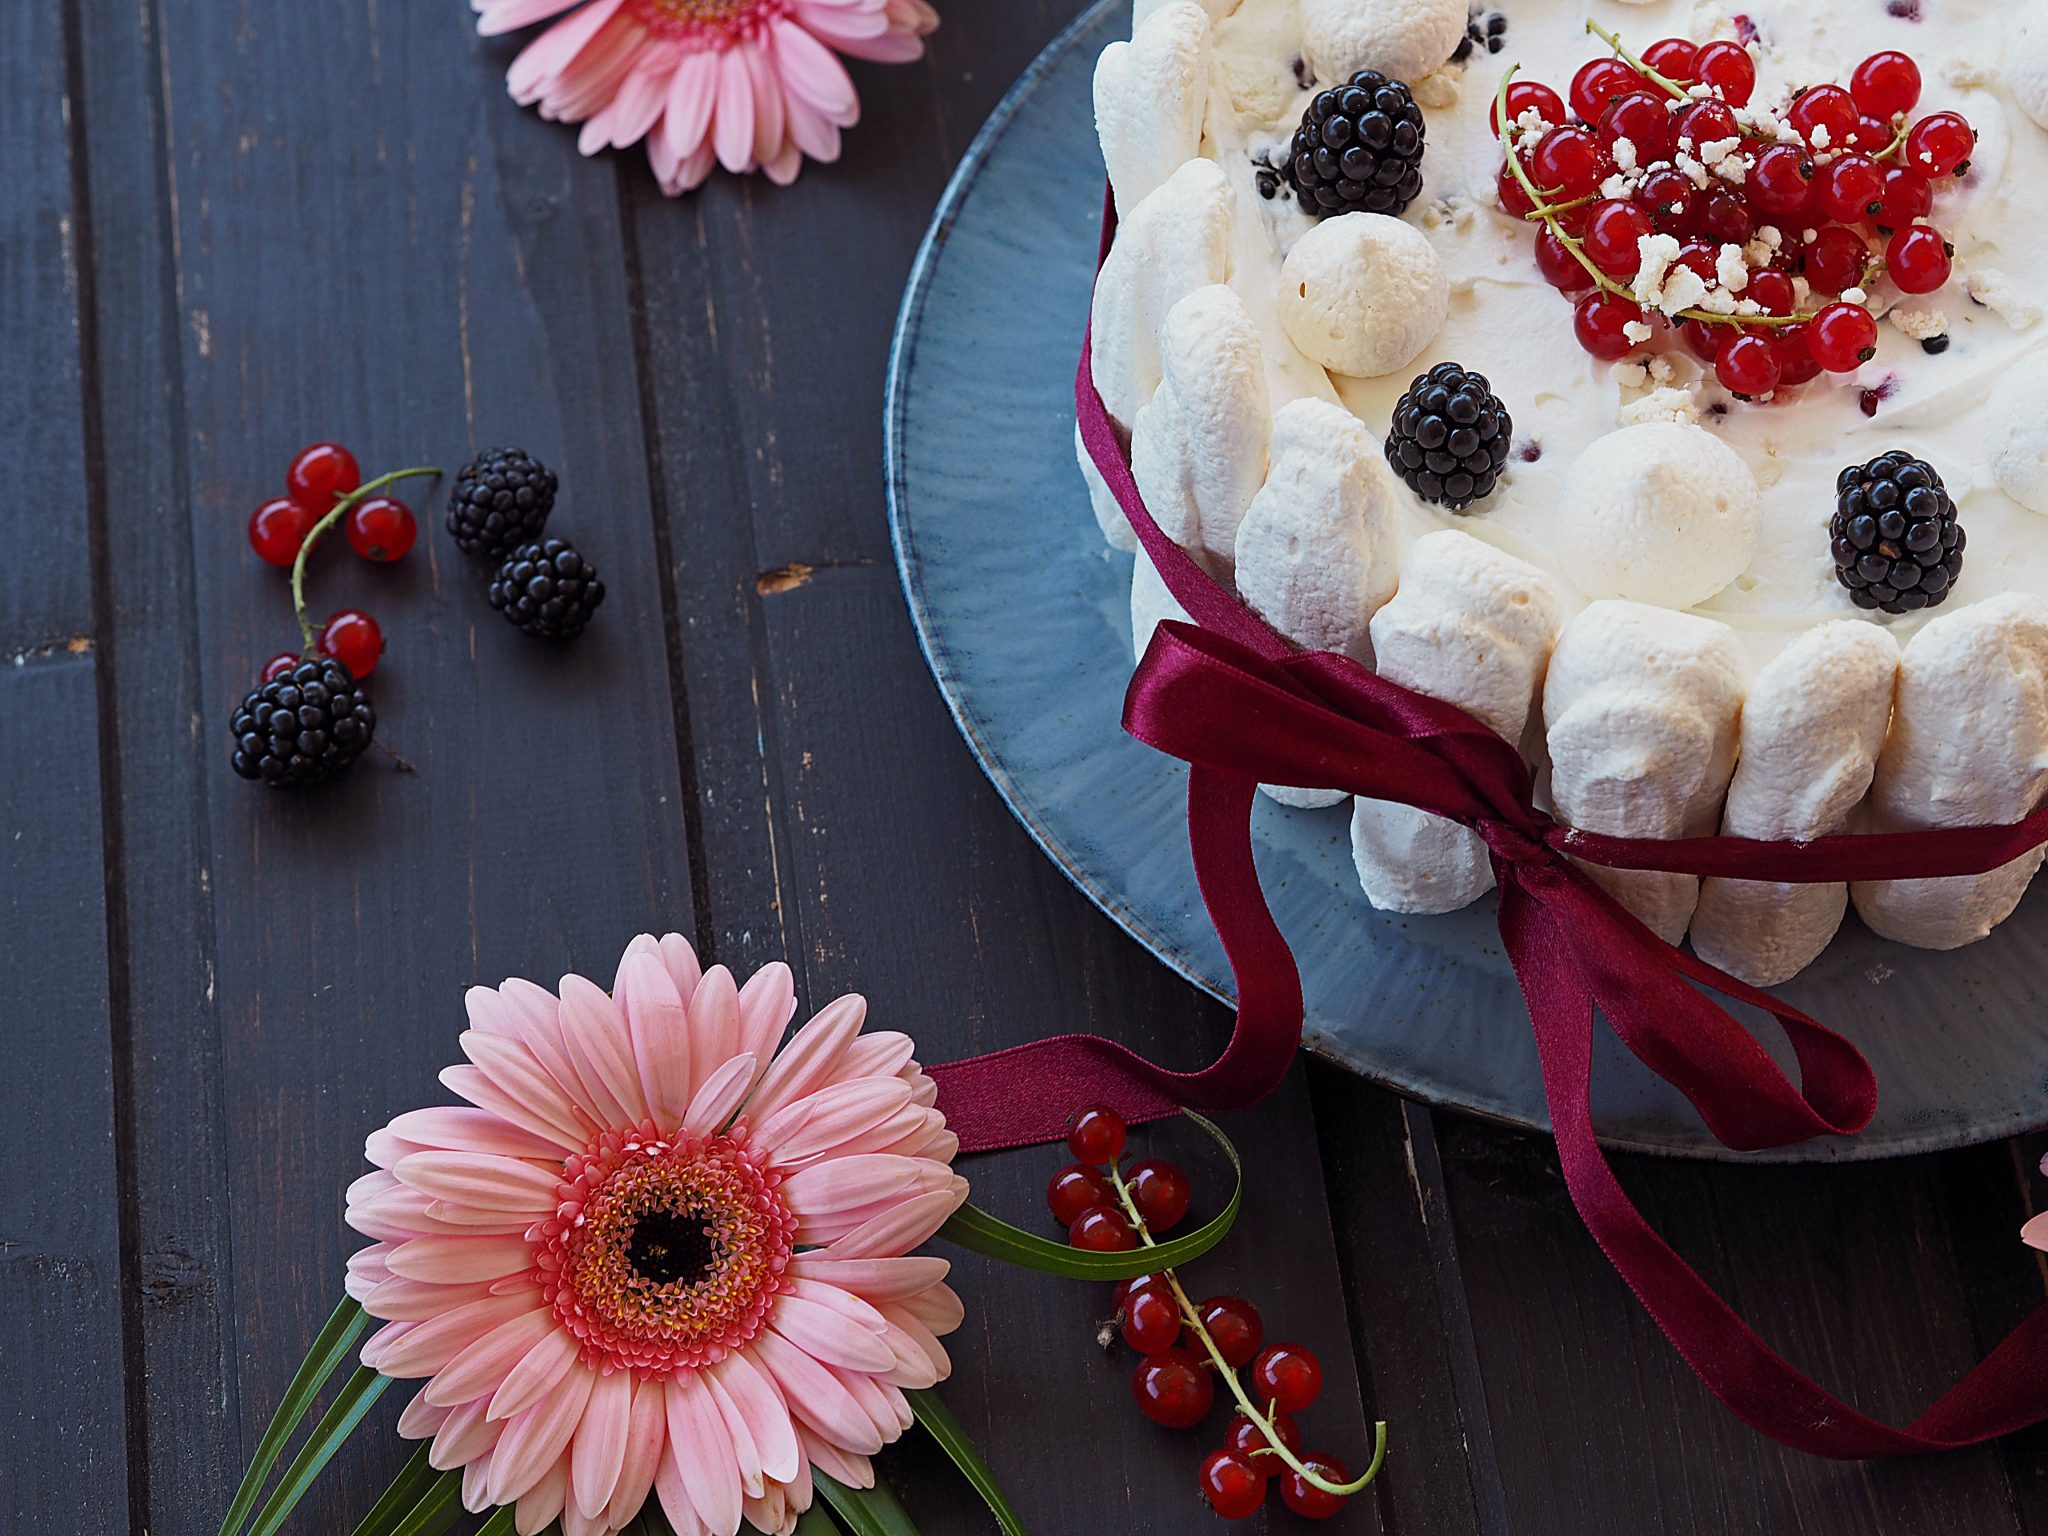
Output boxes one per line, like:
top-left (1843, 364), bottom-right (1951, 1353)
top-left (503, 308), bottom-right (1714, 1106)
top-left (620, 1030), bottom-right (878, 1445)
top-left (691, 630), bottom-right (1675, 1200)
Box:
top-left (1384, 362), bottom-right (1512, 511)
top-left (229, 657), bottom-right (375, 788)
top-left (1830, 451), bottom-right (1964, 614)
top-left (446, 447), bottom-right (557, 558)
top-left (488, 537), bottom-right (607, 639)
top-left (1284, 70), bottom-right (1427, 218)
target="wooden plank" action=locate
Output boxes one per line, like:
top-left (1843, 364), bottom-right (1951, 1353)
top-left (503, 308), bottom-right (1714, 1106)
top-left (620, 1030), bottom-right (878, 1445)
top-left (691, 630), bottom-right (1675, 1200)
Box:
top-left (744, 562), bottom-right (1388, 1530)
top-left (0, 2), bottom-right (134, 1525)
top-left (121, 2), bottom-right (693, 1527)
top-left (1431, 1112), bottom-right (2024, 1533)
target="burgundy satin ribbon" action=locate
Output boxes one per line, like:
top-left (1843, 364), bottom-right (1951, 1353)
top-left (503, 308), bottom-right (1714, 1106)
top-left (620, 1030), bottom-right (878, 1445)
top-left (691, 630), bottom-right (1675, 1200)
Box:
top-left (926, 190), bottom-right (2048, 1458)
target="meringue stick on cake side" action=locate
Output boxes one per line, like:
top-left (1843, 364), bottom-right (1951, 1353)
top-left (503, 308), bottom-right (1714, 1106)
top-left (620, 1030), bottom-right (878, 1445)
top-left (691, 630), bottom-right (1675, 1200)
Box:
top-left (1232, 397), bottom-right (1402, 810)
top-left (1543, 601), bottom-right (1745, 944)
top-left (1094, 0), bottom-right (1210, 217)
top-left (1853, 593), bottom-right (2048, 948)
top-left (1351, 531), bottom-right (1565, 913)
top-left (1689, 622), bottom-right (1900, 986)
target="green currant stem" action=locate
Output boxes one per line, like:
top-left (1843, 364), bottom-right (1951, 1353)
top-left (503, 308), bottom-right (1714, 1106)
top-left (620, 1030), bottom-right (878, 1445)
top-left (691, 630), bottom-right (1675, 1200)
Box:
top-left (289, 466), bottom-right (441, 656)
top-left (1875, 117), bottom-right (1912, 164)
top-left (1584, 18), bottom-right (1689, 101)
top-left (1495, 65), bottom-right (1817, 331)
top-left (1104, 1161), bottom-right (1389, 1498)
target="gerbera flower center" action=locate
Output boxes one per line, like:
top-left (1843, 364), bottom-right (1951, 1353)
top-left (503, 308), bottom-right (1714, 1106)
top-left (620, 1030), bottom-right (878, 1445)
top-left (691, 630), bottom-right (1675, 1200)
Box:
top-left (537, 1123), bottom-right (797, 1375)
top-left (629, 0), bottom-right (790, 44)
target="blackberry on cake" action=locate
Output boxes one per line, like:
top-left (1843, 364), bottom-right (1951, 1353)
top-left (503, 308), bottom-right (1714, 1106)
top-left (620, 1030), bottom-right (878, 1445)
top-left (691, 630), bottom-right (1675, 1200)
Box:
top-left (1384, 363), bottom-right (1511, 511)
top-left (1284, 70), bottom-right (1427, 218)
top-left (488, 537), bottom-right (607, 639)
top-left (229, 657), bottom-right (376, 788)
top-left (446, 447), bottom-right (557, 558)
top-left (1830, 452), bottom-right (1964, 613)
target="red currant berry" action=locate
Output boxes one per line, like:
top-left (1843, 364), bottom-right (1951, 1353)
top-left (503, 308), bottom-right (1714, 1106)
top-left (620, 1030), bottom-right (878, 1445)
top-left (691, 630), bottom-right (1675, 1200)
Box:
top-left (1125, 1158), bottom-right (1192, 1232)
top-left (1692, 186), bottom-right (1755, 245)
top-left (1248, 1343), bottom-right (1323, 1414)
top-left (1808, 302), bottom-right (1880, 371)
top-left (1112, 1272), bottom-right (1167, 1310)
top-left (1534, 227), bottom-right (1592, 291)
top-left (1489, 79), bottom-right (1566, 134)
top-left (1641, 37), bottom-right (1699, 85)
top-left (317, 609), bottom-right (384, 678)
top-left (1873, 166), bottom-right (1933, 230)
top-left (1280, 1456), bottom-right (1353, 1521)
top-left (1748, 143), bottom-right (1816, 219)
top-left (1905, 111), bottom-right (1974, 177)
top-left (1224, 1410), bottom-right (1301, 1476)
top-left (1847, 113), bottom-right (1895, 154)
top-left (1803, 225), bottom-right (1870, 294)
top-left (1674, 240), bottom-right (1721, 285)
top-left (1573, 292), bottom-right (1644, 360)
top-left (1046, 1163), bottom-right (1110, 1226)
top-left (1065, 1104), bottom-right (1126, 1166)
top-left (1681, 318), bottom-right (1726, 365)
top-left (1774, 324), bottom-right (1823, 388)
top-left (1068, 1204), bottom-right (1137, 1252)
top-left (260, 651), bottom-right (300, 684)
top-left (1887, 224), bottom-right (1953, 294)
top-left (1788, 85), bottom-right (1860, 152)
top-left (1693, 39), bottom-right (1756, 106)
top-left (1496, 160), bottom-right (1537, 217)
top-left (1132, 1347), bottom-right (1215, 1429)
top-left (1570, 57), bottom-right (1645, 126)
top-left (285, 442), bottom-right (360, 513)
top-left (1121, 1282), bottom-right (1184, 1354)
top-left (1634, 166), bottom-right (1696, 235)
top-left (1198, 1450), bottom-right (1266, 1519)
top-left (1598, 91), bottom-right (1675, 164)
top-left (1716, 332), bottom-right (1783, 397)
top-left (1673, 100), bottom-right (1738, 150)
top-left (247, 496), bottom-right (317, 568)
top-left (1745, 267), bottom-right (1797, 316)
top-left (343, 495), bottom-right (417, 563)
top-left (1814, 153), bottom-right (1884, 223)
top-left (1850, 50), bottom-right (1922, 119)
top-left (1583, 199), bottom-right (1652, 278)
top-left (1197, 1296), bottom-right (1266, 1368)
top-left (1531, 126), bottom-right (1609, 200)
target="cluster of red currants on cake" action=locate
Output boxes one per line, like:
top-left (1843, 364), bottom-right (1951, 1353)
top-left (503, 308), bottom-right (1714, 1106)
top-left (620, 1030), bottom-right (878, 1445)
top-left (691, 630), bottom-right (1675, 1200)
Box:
top-left (1495, 25), bottom-right (1975, 398)
top-left (1048, 1104), bottom-right (1384, 1520)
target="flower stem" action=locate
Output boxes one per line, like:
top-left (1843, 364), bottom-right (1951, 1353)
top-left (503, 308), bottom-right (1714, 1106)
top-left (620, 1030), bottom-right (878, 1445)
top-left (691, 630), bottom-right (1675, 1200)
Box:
top-left (289, 466), bottom-right (441, 656)
top-left (1584, 17), bottom-right (1689, 100)
top-left (1104, 1161), bottom-right (1388, 1498)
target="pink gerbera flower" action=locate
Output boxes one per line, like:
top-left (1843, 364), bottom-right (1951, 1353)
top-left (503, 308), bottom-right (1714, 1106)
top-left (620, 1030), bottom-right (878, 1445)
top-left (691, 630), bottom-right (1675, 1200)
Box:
top-left (345, 933), bottom-right (967, 1536)
top-left (477, 0), bottom-right (941, 193)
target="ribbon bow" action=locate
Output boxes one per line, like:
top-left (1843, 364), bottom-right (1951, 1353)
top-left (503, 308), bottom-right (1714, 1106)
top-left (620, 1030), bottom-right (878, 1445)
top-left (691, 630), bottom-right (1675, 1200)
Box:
top-left (928, 189), bottom-right (2048, 1460)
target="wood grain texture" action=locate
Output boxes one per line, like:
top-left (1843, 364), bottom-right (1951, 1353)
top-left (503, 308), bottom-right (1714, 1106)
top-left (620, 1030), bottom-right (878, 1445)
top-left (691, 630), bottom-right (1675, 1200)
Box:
top-left (14, 0), bottom-right (2048, 1530)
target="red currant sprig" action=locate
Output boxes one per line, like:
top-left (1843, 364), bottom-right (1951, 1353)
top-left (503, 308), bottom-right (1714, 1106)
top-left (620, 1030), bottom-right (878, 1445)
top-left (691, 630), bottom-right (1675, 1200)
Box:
top-left (1051, 1103), bottom-right (1389, 1520)
top-left (285, 464), bottom-right (439, 659)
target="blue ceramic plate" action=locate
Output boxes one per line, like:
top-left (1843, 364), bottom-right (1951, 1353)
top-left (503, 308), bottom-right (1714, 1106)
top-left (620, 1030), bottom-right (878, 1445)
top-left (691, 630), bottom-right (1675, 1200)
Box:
top-left (884, 0), bottom-right (2048, 1160)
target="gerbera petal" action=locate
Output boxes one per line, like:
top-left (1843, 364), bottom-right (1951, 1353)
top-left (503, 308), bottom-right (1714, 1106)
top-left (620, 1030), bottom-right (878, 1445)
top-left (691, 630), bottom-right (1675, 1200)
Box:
top-left (607, 1372), bottom-right (672, 1531)
top-left (607, 48), bottom-right (678, 147)
top-left (506, 0), bottom-right (624, 102)
top-left (487, 1322), bottom-right (583, 1422)
top-left (741, 41), bottom-right (787, 168)
top-left (515, 1455), bottom-right (570, 1535)
top-left (735, 962), bottom-right (796, 1066)
top-left (655, 1444), bottom-right (715, 1536)
top-left (475, 0), bottom-right (586, 37)
top-left (822, 1187), bottom-right (963, 1259)
top-left (425, 1306), bottom-right (558, 1407)
top-left (366, 1275), bottom-right (503, 1321)
top-left (769, 1297), bottom-right (896, 1374)
top-left (563, 1503), bottom-right (610, 1536)
top-left (662, 49), bottom-right (720, 163)
top-left (494, 979), bottom-right (610, 1128)
top-left (571, 1366), bottom-right (635, 1518)
top-left (686, 966), bottom-right (743, 1105)
top-left (701, 1366), bottom-right (765, 1498)
top-left (397, 1389), bottom-right (453, 1440)
top-left (715, 1348), bottom-right (802, 1484)
top-left (396, 1151), bottom-right (564, 1212)
top-left (788, 1254), bottom-right (949, 1301)
top-left (839, 1030), bottom-right (915, 1080)
top-left (874, 1320), bottom-right (943, 1390)
top-left (457, 1033), bottom-right (588, 1143)
top-left (745, 995), bottom-right (867, 1123)
top-left (389, 1105), bottom-right (564, 1161)
top-left (780, 91), bottom-right (842, 164)
top-left (366, 1290), bottom-right (535, 1376)
top-left (667, 1372), bottom-right (744, 1535)
top-left (796, 1424), bottom-right (874, 1490)
top-left (754, 1077), bottom-right (916, 1164)
top-left (683, 1052), bottom-right (758, 1137)
top-left (779, 1153), bottom-right (942, 1216)
top-left (712, 45), bottom-right (758, 173)
top-left (794, 0), bottom-right (890, 47)
top-left (430, 1397), bottom-right (500, 1471)
top-left (658, 932), bottom-right (705, 1007)
top-left (559, 975), bottom-right (650, 1124)
top-left (750, 1329), bottom-right (885, 1456)
top-left (490, 1364), bottom-right (596, 1504)
top-left (616, 946), bottom-right (692, 1125)
top-left (769, 20), bottom-right (859, 119)
top-left (387, 1233), bottom-right (537, 1287)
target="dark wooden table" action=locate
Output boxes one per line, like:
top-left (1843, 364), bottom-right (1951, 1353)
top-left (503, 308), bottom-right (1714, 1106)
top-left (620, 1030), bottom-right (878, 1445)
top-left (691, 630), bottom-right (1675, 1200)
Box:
top-left (13, 3), bottom-right (2048, 1532)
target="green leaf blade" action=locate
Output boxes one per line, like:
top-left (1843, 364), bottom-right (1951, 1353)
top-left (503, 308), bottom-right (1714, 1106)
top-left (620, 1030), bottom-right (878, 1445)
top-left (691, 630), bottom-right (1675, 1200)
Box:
top-left (245, 1365), bottom-right (394, 1536)
top-left (217, 1296), bottom-right (371, 1536)
top-left (816, 1471), bottom-right (921, 1536)
top-left (906, 1389), bottom-right (1027, 1536)
top-left (938, 1110), bottom-right (1241, 1279)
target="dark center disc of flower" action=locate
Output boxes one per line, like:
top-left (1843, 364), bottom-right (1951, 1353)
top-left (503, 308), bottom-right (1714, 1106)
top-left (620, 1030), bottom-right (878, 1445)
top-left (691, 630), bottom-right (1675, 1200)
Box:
top-left (627, 1210), bottom-right (719, 1286)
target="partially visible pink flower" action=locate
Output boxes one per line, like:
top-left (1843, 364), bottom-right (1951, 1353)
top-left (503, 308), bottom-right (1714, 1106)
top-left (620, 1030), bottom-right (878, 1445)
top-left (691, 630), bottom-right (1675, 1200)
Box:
top-left (347, 933), bottom-right (966, 1536)
top-left (478, 0), bottom-right (941, 193)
